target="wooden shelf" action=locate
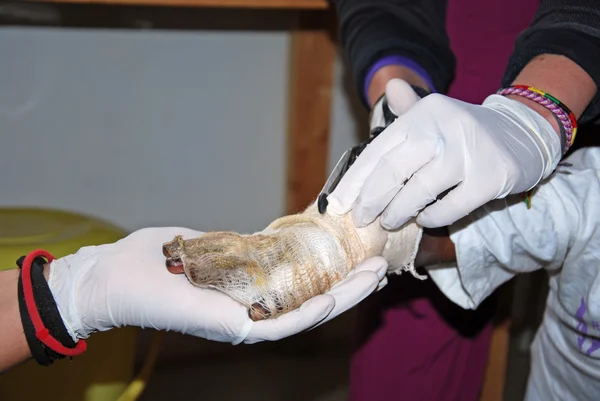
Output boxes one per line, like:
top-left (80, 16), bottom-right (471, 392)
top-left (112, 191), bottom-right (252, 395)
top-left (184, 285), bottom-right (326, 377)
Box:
top-left (30, 0), bottom-right (329, 9)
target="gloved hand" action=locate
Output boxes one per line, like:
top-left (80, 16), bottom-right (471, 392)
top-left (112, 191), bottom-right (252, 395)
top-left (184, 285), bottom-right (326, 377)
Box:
top-left (327, 93), bottom-right (562, 228)
top-left (368, 78), bottom-right (423, 135)
top-left (47, 227), bottom-right (387, 345)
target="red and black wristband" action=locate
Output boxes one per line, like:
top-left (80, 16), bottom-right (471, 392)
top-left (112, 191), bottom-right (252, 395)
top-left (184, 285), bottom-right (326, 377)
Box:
top-left (16, 250), bottom-right (87, 366)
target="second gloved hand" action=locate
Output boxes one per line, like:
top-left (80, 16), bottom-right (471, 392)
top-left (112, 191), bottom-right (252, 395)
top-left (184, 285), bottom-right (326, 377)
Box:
top-left (47, 227), bottom-right (387, 345)
top-left (327, 94), bottom-right (562, 228)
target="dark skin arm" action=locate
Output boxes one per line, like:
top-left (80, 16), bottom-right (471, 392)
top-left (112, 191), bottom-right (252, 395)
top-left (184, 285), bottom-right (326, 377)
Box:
top-left (414, 233), bottom-right (456, 267)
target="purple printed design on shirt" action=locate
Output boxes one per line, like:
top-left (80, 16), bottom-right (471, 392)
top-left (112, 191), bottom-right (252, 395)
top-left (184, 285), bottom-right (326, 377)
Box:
top-left (362, 55), bottom-right (437, 105)
top-left (575, 297), bottom-right (600, 356)
top-left (576, 298), bottom-right (587, 349)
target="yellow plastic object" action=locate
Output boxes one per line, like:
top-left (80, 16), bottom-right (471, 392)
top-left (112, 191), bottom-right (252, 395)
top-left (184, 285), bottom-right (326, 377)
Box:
top-left (116, 331), bottom-right (163, 401)
top-left (0, 207), bottom-right (140, 401)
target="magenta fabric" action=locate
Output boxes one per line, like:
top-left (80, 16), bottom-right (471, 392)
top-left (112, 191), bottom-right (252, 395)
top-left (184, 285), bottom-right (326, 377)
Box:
top-left (349, 1), bottom-right (540, 400)
top-left (349, 277), bottom-right (496, 401)
top-left (446, 0), bottom-right (540, 103)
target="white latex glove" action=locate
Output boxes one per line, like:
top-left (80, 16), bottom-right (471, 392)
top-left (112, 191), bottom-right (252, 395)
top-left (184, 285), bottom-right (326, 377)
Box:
top-left (327, 93), bottom-right (562, 229)
top-left (47, 227), bottom-right (387, 345)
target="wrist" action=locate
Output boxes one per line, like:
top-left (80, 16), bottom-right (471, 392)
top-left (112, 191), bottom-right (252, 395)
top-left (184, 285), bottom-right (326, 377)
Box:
top-left (43, 263), bottom-right (50, 280)
top-left (414, 231), bottom-right (456, 267)
top-left (505, 94), bottom-right (562, 138)
top-left (483, 93), bottom-right (563, 182)
top-left (500, 54), bottom-right (596, 154)
top-left (366, 63), bottom-right (434, 107)
top-left (47, 257), bottom-right (89, 341)
top-left (42, 263), bottom-right (78, 340)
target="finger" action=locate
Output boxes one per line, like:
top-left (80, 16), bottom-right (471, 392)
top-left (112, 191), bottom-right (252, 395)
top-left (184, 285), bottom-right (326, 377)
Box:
top-left (385, 79), bottom-right (421, 115)
top-left (311, 271), bottom-right (380, 329)
top-left (416, 180), bottom-right (492, 227)
top-left (326, 120), bottom-right (413, 215)
top-left (352, 136), bottom-right (439, 227)
top-left (348, 256), bottom-right (388, 280)
top-left (244, 259), bottom-right (386, 343)
top-left (381, 157), bottom-right (461, 230)
top-left (244, 295), bottom-right (335, 344)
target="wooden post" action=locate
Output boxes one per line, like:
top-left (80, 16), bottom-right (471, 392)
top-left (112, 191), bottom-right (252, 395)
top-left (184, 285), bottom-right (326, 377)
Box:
top-left (479, 319), bottom-right (511, 401)
top-left (31, 0), bottom-right (329, 8)
top-left (479, 283), bottom-right (514, 401)
top-left (286, 10), bottom-right (337, 214)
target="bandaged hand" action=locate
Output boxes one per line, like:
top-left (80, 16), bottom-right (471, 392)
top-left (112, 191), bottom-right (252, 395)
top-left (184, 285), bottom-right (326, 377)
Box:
top-left (327, 94), bottom-right (562, 228)
top-left (47, 227), bottom-right (389, 345)
top-left (160, 198), bottom-right (423, 324)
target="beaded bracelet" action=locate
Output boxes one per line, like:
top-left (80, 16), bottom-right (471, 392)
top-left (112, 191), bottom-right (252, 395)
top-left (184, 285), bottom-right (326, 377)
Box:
top-left (497, 85), bottom-right (578, 154)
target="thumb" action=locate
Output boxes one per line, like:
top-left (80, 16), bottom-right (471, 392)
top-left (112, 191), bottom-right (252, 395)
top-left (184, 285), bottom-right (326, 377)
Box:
top-left (385, 78), bottom-right (422, 115)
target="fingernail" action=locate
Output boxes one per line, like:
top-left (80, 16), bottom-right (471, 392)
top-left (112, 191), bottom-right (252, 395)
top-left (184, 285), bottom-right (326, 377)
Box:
top-left (381, 216), bottom-right (405, 230)
top-left (380, 216), bottom-right (396, 230)
top-left (355, 216), bottom-right (375, 228)
top-left (352, 206), bottom-right (378, 228)
top-left (416, 214), bottom-right (438, 228)
top-left (375, 264), bottom-right (387, 280)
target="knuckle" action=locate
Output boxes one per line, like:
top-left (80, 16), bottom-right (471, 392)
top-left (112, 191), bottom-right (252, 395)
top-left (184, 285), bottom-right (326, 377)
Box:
top-left (421, 93), bottom-right (448, 108)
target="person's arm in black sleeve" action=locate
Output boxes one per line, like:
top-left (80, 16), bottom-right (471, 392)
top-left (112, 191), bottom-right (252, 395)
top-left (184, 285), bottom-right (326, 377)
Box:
top-left (332, 0), bottom-right (455, 107)
top-left (502, 0), bottom-right (600, 124)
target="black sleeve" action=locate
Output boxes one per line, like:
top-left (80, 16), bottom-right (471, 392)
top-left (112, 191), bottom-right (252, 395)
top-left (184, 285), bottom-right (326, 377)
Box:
top-left (502, 0), bottom-right (600, 124)
top-left (332, 0), bottom-right (455, 108)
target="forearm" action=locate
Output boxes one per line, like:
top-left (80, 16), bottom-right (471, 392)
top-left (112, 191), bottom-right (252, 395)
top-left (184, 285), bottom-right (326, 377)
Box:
top-left (414, 232), bottom-right (456, 268)
top-left (505, 54), bottom-right (597, 137)
top-left (0, 268), bottom-right (31, 372)
top-left (0, 264), bottom-right (54, 373)
top-left (502, 0), bottom-right (600, 124)
top-left (333, 0), bottom-right (455, 107)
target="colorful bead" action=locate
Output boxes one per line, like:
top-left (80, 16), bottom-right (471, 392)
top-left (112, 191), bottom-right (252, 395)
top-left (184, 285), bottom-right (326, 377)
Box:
top-left (523, 190), bottom-right (534, 209)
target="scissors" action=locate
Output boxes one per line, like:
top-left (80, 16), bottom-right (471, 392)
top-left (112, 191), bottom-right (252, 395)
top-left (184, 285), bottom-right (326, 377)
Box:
top-left (317, 96), bottom-right (399, 214)
top-left (317, 86), bottom-right (434, 215)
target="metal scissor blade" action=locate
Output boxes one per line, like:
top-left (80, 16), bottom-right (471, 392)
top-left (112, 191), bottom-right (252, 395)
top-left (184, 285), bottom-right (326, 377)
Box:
top-left (317, 135), bottom-right (375, 214)
top-left (317, 148), bottom-right (353, 214)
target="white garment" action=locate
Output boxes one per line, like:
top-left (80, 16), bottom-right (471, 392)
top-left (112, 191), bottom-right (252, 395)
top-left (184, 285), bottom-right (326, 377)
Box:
top-left (426, 147), bottom-right (600, 401)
